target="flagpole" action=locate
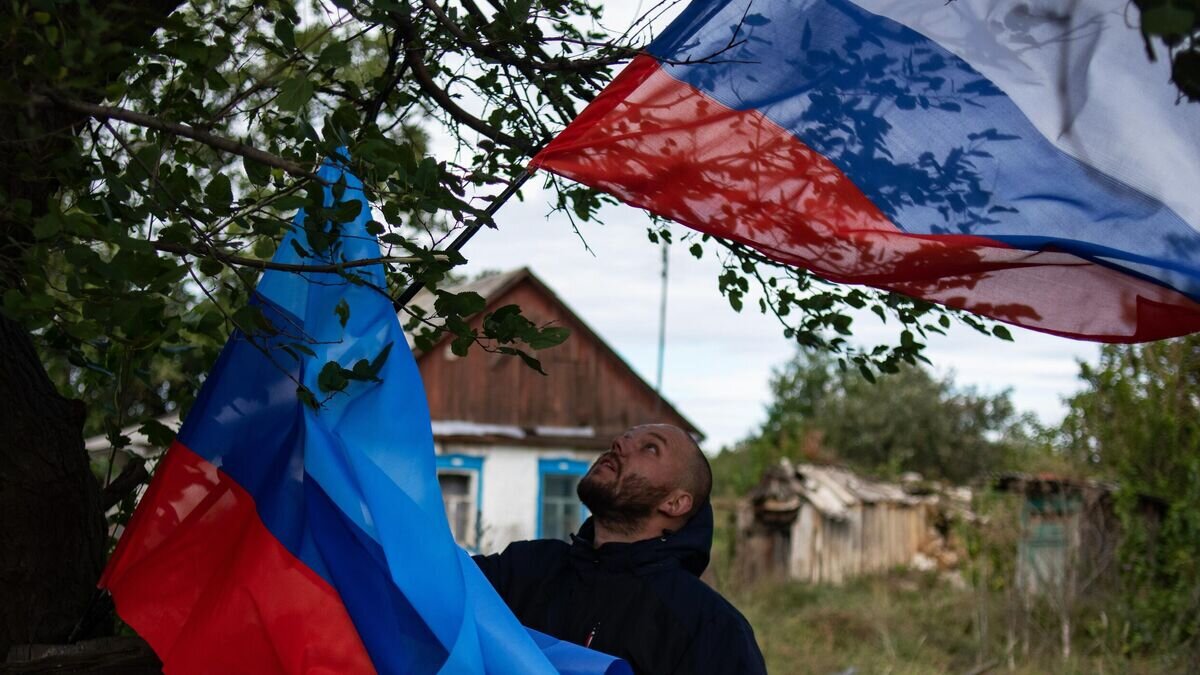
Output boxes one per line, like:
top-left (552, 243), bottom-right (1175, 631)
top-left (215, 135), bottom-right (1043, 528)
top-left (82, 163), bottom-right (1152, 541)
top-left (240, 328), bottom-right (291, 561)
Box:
top-left (392, 168), bottom-right (535, 311)
top-left (653, 236), bottom-right (668, 417)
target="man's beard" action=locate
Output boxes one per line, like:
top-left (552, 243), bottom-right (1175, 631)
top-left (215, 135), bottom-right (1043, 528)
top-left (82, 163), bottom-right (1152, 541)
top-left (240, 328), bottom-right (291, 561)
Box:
top-left (577, 465), bottom-right (673, 535)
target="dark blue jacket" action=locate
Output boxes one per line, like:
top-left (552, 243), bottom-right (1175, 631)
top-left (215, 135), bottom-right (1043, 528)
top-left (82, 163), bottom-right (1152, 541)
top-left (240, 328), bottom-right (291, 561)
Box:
top-left (473, 505), bottom-right (767, 674)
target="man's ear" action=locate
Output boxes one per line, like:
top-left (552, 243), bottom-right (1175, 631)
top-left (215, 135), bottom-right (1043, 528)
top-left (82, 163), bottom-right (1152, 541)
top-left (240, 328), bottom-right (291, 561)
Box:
top-left (658, 490), bottom-right (694, 519)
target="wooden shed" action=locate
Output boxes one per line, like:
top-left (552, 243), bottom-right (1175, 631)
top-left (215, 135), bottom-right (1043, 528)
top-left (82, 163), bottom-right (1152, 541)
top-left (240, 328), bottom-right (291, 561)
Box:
top-left (992, 473), bottom-right (1161, 600)
top-left (735, 460), bottom-right (958, 584)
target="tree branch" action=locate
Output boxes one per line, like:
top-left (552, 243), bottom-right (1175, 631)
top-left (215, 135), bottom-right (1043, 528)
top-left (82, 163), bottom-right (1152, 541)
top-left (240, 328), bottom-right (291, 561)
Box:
top-left (401, 48), bottom-right (531, 151)
top-left (386, 6), bottom-right (531, 151)
top-left (100, 459), bottom-right (148, 512)
top-left (419, 0), bottom-right (579, 121)
top-left (362, 30), bottom-right (411, 127)
top-left (419, 0), bottom-right (627, 76)
top-left (147, 239), bottom-right (448, 272)
top-left (33, 94), bottom-right (319, 179)
top-left (209, 18), bottom-right (347, 123)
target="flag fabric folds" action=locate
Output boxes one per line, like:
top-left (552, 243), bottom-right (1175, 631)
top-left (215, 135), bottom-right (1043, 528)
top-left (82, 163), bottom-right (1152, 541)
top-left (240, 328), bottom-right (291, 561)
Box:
top-left (101, 156), bottom-right (630, 675)
top-left (531, 0), bottom-right (1200, 342)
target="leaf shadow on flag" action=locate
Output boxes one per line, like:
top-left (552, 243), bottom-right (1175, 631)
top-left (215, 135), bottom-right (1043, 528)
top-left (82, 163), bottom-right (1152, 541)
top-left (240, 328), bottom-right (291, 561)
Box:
top-left (535, 0), bottom-right (1200, 339)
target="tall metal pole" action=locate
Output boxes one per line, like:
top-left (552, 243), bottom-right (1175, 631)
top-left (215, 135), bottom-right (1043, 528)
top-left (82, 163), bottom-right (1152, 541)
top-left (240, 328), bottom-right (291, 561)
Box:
top-left (392, 169), bottom-right (534, 311)
top-left (655, 237), bottom-right (669, 395)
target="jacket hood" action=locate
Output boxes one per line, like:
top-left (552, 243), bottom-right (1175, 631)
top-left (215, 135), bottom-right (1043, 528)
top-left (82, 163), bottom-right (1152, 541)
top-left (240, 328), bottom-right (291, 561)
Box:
top-left (571, 502), bottom-right (713, 577)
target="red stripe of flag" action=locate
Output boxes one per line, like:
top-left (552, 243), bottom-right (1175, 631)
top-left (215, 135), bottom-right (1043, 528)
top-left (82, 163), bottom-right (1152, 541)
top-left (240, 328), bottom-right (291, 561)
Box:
top-left (101, 442), bottom-right (374, 674)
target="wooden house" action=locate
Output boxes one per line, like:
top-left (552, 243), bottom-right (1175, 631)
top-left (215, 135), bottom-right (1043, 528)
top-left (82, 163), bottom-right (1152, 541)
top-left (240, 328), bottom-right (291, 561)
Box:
top-left (408, 267), bottom-right (701, 552)
top-left (734, 460), bottom-right (961, 584)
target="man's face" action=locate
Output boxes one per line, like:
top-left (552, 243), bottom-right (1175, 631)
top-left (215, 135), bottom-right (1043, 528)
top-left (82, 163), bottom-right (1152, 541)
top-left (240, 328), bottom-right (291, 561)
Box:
top-left (577, 424), bottom-right (692, 528)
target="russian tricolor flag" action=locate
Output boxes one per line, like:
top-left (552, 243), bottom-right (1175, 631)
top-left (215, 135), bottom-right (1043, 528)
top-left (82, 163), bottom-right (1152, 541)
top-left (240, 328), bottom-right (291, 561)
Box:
top-left (101, 157), bottom-right (629, 674)
top-left (532, 0), bottom-right (1200, 341)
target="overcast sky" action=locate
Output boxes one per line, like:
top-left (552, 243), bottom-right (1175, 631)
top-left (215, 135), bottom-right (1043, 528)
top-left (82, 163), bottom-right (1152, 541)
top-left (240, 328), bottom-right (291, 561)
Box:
top-left (422, 1), bottom-right (1102, 450)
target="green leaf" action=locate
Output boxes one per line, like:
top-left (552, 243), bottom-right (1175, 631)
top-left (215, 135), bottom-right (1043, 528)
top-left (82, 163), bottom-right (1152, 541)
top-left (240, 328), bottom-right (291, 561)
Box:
top-left (205, 174), bottom-right (234, 214)
top-left (500, 347), bottom-right (548, 376)
top-left (317, 360), bottom-right (349, 393)
top-left (196, 308), bottom-right (224, 333)
top-left (198, 257), bottom-right (224, 276)
top-left (831, 315), bottom-right (853, 336)
top-left (334, 298), bottom-right (350, 328)
top-left (206, 69), bottom-right (231, 92)
top-left (273, 19), bottom-right (295, 49)
top-left (992, 325), bottom-right (1014, 341)
top-left (232, 305), bottom-right (279, 336)
top-left (527, 326), bottom-right (570, 350)
top-left (349, 345), bottom-right (393, 383)
top-left (367, 342), bottom-right (393, 377)
top-left (1142, 5), bottom-right (1195, 35)
top-left (277, 77), bottom-right (314, 112)
top-left (333, 199), bottom-right (363, 224)
top-left (435, 291), bottom-right (487, 317)
top-left (450, 333), bottom-right (474, 357)
top-left (318, 42), bottom-right (352, 68)
top-left (231, 306), bottom-right (259, 334)
top-left (253, 237), bottom-right (275, 259)
top-left (244, 156), bottom-right (271, 187)
top-left (274, 195), bottom-right (308, 211)
top-left (350, 358), bottom-right (374, 380)
top-left (287, 342), bottom-right (317, 357)
top-left (32, 215), bottom-right (61, 239)
top-left (858, 363), bottom-right (876, 383)
top-left (297, 386), bottom-right (319, 410)
top-left (139, 419), bottom-right (177, 448)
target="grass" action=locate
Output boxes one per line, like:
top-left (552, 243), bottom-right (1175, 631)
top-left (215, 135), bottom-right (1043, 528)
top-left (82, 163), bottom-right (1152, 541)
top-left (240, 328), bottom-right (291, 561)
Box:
top-left (716, 571), bottom-right (1183, 675)
top-left (702, 498), bottom-right (1195, 674)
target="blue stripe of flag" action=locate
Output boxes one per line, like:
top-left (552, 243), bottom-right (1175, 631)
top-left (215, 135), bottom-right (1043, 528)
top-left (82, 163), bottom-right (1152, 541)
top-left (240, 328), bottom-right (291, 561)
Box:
top-left (646, 0), bottom-right (1200, 301)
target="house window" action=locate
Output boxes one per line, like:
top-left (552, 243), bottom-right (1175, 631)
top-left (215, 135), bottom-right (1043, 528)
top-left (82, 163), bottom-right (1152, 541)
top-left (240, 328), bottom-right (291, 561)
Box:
top-left (436, 454), bottom-right (483, 550)
top-left (538, 458), bottom-right (591, 542)
top-left (439, 473), bottom-right (474, 547)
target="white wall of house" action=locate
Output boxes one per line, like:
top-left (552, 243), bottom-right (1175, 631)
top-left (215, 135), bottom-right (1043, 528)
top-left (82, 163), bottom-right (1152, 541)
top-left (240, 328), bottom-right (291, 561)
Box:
top-left (436, 441), bottom-right (603, 554)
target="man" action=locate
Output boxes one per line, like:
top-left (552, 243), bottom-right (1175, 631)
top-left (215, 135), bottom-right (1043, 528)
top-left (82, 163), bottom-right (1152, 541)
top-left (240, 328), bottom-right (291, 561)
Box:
top-left (474, 424), bottom-right (767, 674)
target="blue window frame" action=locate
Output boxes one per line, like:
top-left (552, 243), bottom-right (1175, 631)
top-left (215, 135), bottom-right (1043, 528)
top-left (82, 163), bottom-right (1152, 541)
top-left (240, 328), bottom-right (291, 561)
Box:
top-left (537, 458), bottom-right (591, 542)
top-left (436, 454), bottom-right (484, 551)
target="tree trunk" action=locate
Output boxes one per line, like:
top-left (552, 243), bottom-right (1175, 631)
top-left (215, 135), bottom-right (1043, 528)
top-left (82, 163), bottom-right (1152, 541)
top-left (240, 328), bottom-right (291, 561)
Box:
top-left (0, 0), bottom-right (182, 658)
top-left (0, 67), bottom-right (107, 659)
top-left (0, 313), bottom-right (106, 657)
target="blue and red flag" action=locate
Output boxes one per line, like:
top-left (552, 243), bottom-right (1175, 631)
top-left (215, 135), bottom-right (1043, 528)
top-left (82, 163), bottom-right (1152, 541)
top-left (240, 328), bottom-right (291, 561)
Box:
top-left (101, 157), bottom-right (630, 675)
top-left (532, 0), bottom-right (1200, 341)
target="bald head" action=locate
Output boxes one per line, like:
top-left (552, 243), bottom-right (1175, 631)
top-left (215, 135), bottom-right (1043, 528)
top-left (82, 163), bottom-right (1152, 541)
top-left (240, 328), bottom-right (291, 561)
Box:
top-left (677, 428), bottom-right (712, 518)
top-left (633, 424), bottom-right (712, 519)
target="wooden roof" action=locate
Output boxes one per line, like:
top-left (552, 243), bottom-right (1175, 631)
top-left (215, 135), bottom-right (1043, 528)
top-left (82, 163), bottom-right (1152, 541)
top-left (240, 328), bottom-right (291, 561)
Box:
top-left (407, 268), bottom-right (703, 448)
